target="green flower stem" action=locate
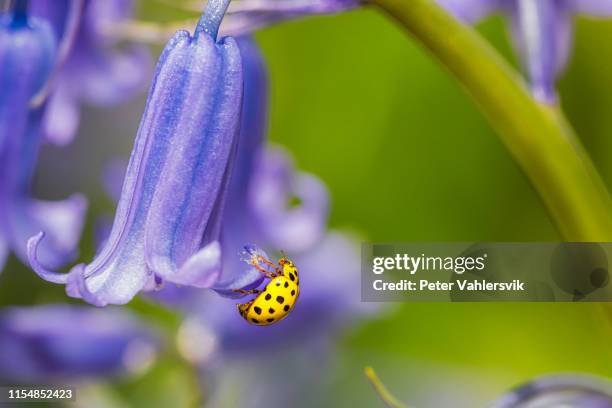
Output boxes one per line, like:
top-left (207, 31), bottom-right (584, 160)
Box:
top-left (368, 0), bottom-right (612, 241)
top-left (364, 367), bottom-right (410, 408)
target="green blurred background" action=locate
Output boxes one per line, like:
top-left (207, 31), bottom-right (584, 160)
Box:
top-left (1, 2), bottom-right (612, 407)
top-left (254, 8), bottom-right (612, 407)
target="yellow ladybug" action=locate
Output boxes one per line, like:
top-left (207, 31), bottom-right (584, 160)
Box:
top-left (234, 252), bottom-right (300, 326)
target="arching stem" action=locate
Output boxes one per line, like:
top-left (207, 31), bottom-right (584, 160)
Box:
top-left (368, 0), bottom-right (612, 242)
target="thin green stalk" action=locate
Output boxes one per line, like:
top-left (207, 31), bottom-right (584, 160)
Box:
top-left (368, 0), bottom-right (612, 242)
top-left (364, 367), bottom-right (409, 408)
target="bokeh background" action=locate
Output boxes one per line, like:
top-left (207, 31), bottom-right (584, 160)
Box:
top-left (1, 1), bottom-right (612, 407)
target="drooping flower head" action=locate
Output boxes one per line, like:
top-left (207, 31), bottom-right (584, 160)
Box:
top-left (0, 305), bottom-right (159, 382)
top-left (29, 0), bottom-right (152, 145)
top-left (0, 0), bottom-right (87, 273)
top-left (437, 0), bottom-right (612, 103)
top-left (28, 0), bottom-right (260, 306)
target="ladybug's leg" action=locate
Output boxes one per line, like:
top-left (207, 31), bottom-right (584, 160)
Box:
top-left (232, 289), bottom-right (263, 295)
top-left (256, 256), bottom-right (282, 275)
top-left (237, 299), bottom-right (254, 318)
top-left (249, 262), bottom-right (277, 279)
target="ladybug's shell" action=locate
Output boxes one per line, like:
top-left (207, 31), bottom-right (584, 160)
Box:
top-left (242, 276), bottom-right (299, 325)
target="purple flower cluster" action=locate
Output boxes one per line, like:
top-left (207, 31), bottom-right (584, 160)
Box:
top-left (30, 0), bottom-right (152, 145)
top-left (0, 0), bottom-right (373, 386)
top-left (0, 305), bottom-right (159, 382)
top-left (27, 0), bottom-right (264, 306)
top-left (0, 0), bottom-right (86, 273)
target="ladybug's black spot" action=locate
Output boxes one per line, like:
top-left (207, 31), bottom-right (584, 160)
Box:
top-left (275, 280), bottom-right (281, 286)
top-left (283, 305), bottom-right (290, 312)
top-left (276, 296), bottom-right (285, 304)
top-left (291, 289), bottom-right (296, 296)
top-left (284, 282), bottom-right (289, 288)
top-left (289, 273), bottom-right (295, 281)
top-left (251, 318), bottom-right (259, 323)
top-left (254, 306), bottom-right (262, 315)
top-left (267, 318), bottom-right (275, 323)
top-left (265, 293), bottom-right (272, 301)
top-left (269, 308), bottom-right (275, 314)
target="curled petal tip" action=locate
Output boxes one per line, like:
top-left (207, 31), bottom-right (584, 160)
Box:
top-left (27, 232), bottom-right (69, 284)
top-left (71, 268), bottom-right (109, 307)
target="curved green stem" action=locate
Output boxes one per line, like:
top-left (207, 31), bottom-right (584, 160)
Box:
top-left (364, 367), bottom-right (409, 408)
top-left (368, 0), bottom-right (612, 241)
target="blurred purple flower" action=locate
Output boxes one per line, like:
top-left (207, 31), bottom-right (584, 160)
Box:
top-left (28, 0), bottom-right (260, 306)
top-left (29, 0), bottom-right (152, 145)
top-left (0, 3), bottom-right (87, 272)
top-left (0, 304), bottom-right (158, 382)
top-left (491, 374), bottom-right (612, 408)
top-left (437, 0), bottom-right (612, 103)
top-left (222, 0), bottom-right (358, 36)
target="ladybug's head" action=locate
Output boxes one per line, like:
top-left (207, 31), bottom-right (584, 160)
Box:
top-left (279, 257), bottom-right (299, 283)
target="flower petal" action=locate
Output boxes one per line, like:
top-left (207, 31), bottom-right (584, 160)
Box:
top-left (508, 0), bottom-right (572, 102)
top-left (569, 0), bottom-right (612, 15)
top-left (158, 241), bottom-right (223, 288)
top-left (17, 195), bottom-right (87, 268)
top-left (77, 45), bottom-right (153, 106)
top-left (144, 34), bottom-right (243, 285)
top-left (248, 147), bottom-right (329, 253)
top-left (41, 85), bottom-right (80, 146)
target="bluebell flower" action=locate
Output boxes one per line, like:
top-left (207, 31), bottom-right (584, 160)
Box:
top-left (0, 304), bottom-right (159, 383)
top-left (152, 33), bottom-right (374, 328)
top-left (28, 0), bottom-right (259, 306)
top-left (437, 0), bottom-right (612, 103)
top-left (0, 1), bottom-right (87, 272)
top-left (29, 0), bottom-right (152, 145)
top-left (491, 374), bottom-right (612, 407)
